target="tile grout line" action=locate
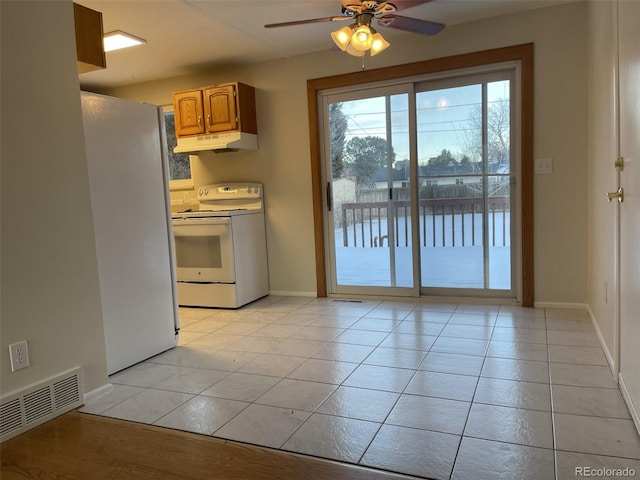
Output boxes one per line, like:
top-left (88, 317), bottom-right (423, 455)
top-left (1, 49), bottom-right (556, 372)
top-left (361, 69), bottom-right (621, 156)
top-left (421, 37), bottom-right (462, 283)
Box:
top-left (355, 306), bottom-right (434, 468)
top-left (446, 307), bottom-right (498, 480)
top-left (546, 309), bottom-right (562, 480)
top-left (253, 304), bottom-right (393, 457)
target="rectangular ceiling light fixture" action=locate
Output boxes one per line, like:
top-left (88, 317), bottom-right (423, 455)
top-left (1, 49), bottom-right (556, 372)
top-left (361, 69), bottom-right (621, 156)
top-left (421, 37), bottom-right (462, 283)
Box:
top-left (103, 30), bottom-right (146, 52)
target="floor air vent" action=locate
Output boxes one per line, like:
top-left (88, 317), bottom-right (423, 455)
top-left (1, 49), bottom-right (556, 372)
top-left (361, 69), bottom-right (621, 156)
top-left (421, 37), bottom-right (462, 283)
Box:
top-left (0, 367), bottom-right (83, 442)
top-left (332, 299), bottom-right (364, 303)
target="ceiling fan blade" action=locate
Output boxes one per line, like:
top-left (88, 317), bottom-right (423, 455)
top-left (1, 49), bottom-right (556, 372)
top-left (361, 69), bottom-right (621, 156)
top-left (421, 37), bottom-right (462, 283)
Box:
top-left (378, 14), bottom-right (444, 35)
top-left (265, 16), bottom-right (349, 28)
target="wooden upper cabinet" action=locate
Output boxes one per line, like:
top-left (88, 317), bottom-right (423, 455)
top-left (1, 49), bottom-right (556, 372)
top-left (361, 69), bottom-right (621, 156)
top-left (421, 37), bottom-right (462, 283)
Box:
top-left (173, 82), bottom-right (257, 138)
top-left (74, 3), bottom-right (106, 74)
top-left (204, 85), bottom-right (237, 133)
top-left (173, 90), bottom-right (205, 137)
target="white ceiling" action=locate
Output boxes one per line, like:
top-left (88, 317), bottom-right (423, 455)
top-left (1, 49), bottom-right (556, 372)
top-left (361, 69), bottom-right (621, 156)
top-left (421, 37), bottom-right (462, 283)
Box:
top-left (77, 0), bottom-right (569, 90)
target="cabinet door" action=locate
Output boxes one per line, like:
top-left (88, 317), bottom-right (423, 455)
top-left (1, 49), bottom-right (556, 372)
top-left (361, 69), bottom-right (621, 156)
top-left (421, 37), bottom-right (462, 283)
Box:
top-left (74, 3), bottom-right (106, 74)
top-left (173, 90), bottom-right (205, 137)
top-left (204, 85), bottom-right (238, 133)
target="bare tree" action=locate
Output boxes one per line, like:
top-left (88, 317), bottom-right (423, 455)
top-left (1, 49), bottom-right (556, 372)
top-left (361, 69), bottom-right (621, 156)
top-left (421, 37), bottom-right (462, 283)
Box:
top-left (458, 98), bottom-right (510, 169)
top-left (487, 98), bottom-right (510, 164)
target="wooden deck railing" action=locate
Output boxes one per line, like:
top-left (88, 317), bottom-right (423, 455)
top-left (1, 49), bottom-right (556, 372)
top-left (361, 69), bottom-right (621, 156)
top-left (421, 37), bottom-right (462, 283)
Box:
top-left (340, 196), bottom-right (510, 248)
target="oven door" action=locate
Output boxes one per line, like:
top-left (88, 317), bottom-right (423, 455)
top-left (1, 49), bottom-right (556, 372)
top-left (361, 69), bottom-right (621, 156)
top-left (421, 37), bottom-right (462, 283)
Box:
top-left (172, 217), bottom-right (235, 283)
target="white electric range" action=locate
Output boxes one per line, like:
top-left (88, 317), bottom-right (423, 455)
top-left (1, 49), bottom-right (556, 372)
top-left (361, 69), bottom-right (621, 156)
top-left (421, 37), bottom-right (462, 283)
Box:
top-left (171, 183), bottom-right (269, 308)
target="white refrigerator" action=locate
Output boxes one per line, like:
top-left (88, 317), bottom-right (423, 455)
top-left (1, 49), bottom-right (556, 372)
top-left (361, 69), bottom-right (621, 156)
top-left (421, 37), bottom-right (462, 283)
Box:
top-left (81, 91), bottom-right (179, 375)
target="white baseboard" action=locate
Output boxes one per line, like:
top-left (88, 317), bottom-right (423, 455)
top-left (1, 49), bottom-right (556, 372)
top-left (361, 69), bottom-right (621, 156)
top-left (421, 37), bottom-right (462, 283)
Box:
top-left (586, 305), bottom-right (640, 437)
top-left (83, 382), bottom-right (113, 405)
top-left (586, 304), bottom-right (616, 373)
top-left (533, 301), bottom-right (589, 310)
top-left (268, 290), bottom-right (317, 297)
top-left (619, 373), bottom-right (640, 435)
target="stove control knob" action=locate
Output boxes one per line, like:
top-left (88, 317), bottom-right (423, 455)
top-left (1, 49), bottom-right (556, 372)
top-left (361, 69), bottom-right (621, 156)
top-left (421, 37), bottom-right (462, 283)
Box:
top-left (204, 188), bottom-right (209, 195)
top-left (198, 188), bottom-right (203, 196)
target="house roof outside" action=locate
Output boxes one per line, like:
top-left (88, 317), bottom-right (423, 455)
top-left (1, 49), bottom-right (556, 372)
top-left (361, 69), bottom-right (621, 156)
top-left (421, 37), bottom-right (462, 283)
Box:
top-left (369, 160), bottom-right (509, 184)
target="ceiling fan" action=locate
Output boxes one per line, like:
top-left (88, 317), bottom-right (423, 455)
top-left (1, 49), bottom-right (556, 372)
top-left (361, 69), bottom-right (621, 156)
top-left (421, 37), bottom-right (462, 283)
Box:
top-left (264, 1), bottom-right (445, 57)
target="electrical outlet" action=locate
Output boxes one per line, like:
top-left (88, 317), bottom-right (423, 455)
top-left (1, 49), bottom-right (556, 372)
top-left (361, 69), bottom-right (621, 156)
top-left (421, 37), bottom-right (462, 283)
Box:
top-left (9, 340), bottom-right (30, 372)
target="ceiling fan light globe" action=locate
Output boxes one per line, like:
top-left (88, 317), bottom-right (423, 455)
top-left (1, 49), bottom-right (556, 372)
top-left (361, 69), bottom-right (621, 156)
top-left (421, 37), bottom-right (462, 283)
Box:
top-left (345, 43), bottom-right (366, 57)
top-left (331, 25), bottom-right (354, 51)
top-left (350, 25), bottom-right (373, 51)
top-left (370, 32), bottom-right (390, 56)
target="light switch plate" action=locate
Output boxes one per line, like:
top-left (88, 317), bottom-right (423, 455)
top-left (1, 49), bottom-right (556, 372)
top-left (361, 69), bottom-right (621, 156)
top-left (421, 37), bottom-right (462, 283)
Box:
top-left (535, 157), bottom-right (553, 174)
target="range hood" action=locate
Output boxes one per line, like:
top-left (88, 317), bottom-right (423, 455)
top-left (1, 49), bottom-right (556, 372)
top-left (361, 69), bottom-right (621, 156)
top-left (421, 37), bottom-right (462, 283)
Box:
top-left (174, 132), bottom-right (258, 154)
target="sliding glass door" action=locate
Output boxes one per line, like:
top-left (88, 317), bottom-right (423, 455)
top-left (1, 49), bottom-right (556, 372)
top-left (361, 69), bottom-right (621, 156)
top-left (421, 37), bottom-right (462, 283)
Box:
top-left (323, 85), bottom-right (418, 296)
top-left (416, 72), bottom-right (514, 295)
top-left (321, 67), bottom-right (517, 299)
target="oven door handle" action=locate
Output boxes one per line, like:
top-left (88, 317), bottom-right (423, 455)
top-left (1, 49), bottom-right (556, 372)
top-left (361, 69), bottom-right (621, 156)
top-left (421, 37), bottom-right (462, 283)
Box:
top-left (172, 217), bottom-right (231, 237)
top-left (172, 217), bottom-right (231, 226)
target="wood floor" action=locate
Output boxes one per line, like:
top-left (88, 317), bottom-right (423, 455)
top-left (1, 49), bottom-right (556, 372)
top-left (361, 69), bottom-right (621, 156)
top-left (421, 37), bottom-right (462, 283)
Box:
top-left (0, 410), bottom-right (417, 480)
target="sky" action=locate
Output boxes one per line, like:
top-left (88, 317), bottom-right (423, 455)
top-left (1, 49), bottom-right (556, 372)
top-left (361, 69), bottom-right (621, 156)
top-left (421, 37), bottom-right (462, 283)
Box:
top-left (339, 80), bottom-right (509, 165)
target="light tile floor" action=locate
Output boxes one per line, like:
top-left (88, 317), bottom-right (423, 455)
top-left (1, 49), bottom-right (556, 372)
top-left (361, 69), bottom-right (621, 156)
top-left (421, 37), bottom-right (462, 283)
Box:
top-left (81, 296), bottom-right (640, 480)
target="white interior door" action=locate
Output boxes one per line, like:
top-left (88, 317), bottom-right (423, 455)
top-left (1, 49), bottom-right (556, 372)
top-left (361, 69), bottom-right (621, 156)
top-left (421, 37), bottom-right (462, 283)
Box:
top-left (617, 0), bottom-right (640, 429)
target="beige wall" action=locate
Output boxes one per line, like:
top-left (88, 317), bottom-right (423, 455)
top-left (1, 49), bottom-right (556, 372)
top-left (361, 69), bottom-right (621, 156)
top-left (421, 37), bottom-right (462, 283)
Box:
top-left (1, 1), bottom-right (108, 395)
top-left (101, 1), bottom-right (589, 304)
top-left (586, 1), bottom-right (617, 361)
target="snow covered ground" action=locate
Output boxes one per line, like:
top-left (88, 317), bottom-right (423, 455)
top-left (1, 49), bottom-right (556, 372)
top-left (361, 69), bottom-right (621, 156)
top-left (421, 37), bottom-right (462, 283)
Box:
top-left (334, 213), bottom-right (511, 290)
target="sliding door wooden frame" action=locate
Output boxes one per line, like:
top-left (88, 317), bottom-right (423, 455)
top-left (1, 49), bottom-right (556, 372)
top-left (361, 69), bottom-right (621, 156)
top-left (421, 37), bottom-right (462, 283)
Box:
top-left (307, 43), bottom-right (534, 307)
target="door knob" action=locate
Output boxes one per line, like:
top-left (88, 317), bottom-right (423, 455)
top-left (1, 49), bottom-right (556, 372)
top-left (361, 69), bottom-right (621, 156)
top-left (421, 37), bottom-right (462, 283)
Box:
top-left (606, 187), bottom-right (624, 203)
